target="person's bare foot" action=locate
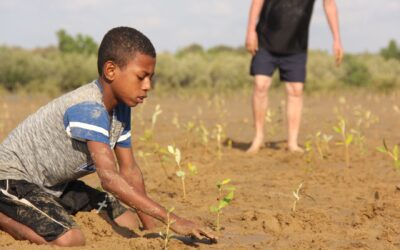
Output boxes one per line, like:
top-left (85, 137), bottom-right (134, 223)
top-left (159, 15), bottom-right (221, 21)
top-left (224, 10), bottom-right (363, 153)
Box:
top-left (288, 145), bottom-right (304, 153)
top-left (246, 135), bottom-right (264, 154)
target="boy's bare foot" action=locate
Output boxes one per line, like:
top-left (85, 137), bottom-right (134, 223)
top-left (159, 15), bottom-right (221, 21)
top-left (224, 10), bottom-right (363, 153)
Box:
top-left (246, 135), bottom-right (264, 154)
top-left (288, 145), bottom-right (304, 153)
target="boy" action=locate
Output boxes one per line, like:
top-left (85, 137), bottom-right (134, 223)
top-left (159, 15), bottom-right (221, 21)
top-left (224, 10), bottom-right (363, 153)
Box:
top-left (0, 27), bottom-right (215, 246)
top-left (245, 0), bottom-right (343, 153)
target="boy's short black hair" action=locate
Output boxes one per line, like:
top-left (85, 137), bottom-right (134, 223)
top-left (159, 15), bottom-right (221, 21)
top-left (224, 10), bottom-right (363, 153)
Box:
top-left (97, 27), bottom-right (156, 75)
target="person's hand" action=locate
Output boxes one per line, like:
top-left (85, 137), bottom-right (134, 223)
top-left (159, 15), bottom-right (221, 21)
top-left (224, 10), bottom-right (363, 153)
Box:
top-left (171, 216), bottom-right (217, 242)
top-left (246, 31), bottom-right (258, 56)
top-left (333, 40), bottom-right (343, 66)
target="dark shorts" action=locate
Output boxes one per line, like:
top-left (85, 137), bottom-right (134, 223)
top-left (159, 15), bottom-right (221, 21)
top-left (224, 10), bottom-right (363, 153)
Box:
top-left (250, 48), bottom-right (307, 83)
top-left (0, 179), bottom-right (127, 242)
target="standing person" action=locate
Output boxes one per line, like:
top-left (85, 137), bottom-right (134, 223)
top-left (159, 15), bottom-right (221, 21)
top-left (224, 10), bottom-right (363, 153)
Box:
top-left (245, 0), bottom-right (343, 153)
top-left (0, 27), bottom-right (215, 247)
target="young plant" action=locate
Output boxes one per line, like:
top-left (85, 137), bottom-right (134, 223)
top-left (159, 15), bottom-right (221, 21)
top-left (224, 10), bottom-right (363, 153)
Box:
top-left (137, 150), bottom-right (152, 167)
top-left (183, 120), bottom-right (197, 148)
top-left (292, 183), bottom-right (303, 212)
top-left (160, 207), bottom-right (176, 250)
top-left (139, 104), bottom-right (162, 142)
top-left (210, 179), bottom-right (235, 232)
top-left (171, 112), bottom-right (180, 129)
top-left (313, 132), bottom-right (324, 159)
top-left (187, 162), bottom-right (198, 176)
top-left (303, 137), bottom-right (314, 165)
top-left (333, 118), bottom-right (353, 167)
top-left (153, 143), bottom-right (170, 178)
top-left (213, 124), bottom-right (225, 160)
top-left (376, 140), bottom-right (400, 170)
top-left (321, 133), bottom-right (333, 153)
top-left (167, 145), bottom-right (186, 199)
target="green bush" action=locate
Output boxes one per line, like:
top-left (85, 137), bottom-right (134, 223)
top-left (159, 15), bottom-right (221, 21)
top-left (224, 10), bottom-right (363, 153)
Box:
top-left (341, 55), bottom-right (371, 87)
top-left (0, 41), bottom-right (400, 94)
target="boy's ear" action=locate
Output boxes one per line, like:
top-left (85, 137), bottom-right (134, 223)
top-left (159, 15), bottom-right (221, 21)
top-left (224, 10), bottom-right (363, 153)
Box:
top-left (103, 61), bottom-right (117, 81)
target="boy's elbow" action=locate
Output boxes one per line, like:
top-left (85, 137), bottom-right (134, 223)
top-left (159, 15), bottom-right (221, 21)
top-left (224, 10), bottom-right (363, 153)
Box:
top-left (97, 169), bottom-right (120, 192)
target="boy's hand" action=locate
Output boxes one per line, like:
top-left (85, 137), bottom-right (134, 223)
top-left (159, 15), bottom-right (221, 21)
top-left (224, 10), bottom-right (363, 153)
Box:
top-left (246, 31), bottom-right (258, 56)
top-left (333, 40), bottom-right (343, 66)
top-left (171, 217), bottom-right (217, 242)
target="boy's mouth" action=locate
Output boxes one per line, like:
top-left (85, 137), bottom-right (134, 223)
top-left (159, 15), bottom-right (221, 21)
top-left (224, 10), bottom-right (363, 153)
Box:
top-left (136, 96), bottom-right (146, 103)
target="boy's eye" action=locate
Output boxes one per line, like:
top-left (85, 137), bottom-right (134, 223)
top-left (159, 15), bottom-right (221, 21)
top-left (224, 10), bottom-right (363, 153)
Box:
top-left (137, 75), bottom-right (145, 80)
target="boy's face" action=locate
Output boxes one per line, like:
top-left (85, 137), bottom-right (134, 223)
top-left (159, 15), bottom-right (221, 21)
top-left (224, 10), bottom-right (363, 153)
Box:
top-left (111, 53), bottom-right (155, 107)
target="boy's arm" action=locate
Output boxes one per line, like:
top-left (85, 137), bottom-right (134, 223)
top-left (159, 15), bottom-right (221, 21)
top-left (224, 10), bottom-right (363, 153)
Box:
top-left (323, 0), bottom-right (344, 66)
top-left (246, 0), bottom-right (264, 55)
top-left (87, 140), bottom-right (216, 240)
top-left (114, 145), bottom-right (157, 230)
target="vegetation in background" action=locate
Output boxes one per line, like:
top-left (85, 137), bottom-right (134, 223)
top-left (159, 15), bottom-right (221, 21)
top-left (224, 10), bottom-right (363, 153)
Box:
top-left (0, 31), bottom-right (399, 94)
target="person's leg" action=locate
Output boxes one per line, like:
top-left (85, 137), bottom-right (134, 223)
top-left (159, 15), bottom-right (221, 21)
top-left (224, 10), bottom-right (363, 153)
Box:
top-left (280, 52), bottom-right (307, 152)
top-left (285, 82), bottom-right (304, 152)
top-left (247, 48), bottom-right (276, 154)
top-left (59, 180), bottom-right (140, 230)
top-left (247, 75), bottom-right (272, 153)
top-left (0, 179), bottom-right (85, 246)
top-left (0, 212), bottom-right (85, 246)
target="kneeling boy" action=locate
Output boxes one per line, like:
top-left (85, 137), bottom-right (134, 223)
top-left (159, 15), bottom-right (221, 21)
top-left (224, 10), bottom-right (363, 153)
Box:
top-left (0, 27), bottom-right (215, 246)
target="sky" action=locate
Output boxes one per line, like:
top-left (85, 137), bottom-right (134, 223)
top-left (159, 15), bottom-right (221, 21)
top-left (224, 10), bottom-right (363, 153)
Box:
top-left (0, 0), bottom-right (399, 54)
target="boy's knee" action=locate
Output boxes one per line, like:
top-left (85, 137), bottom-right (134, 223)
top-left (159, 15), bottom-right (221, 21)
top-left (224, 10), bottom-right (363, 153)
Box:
top-left (51, 229), bottom-right (85, 247)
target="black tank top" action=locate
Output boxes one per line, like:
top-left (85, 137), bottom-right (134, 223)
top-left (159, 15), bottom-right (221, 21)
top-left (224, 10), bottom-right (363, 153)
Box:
top-left (256, 0), bottom-right (316, 54)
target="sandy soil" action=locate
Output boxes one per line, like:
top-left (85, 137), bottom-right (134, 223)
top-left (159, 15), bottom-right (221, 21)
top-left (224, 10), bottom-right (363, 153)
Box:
top-left (0, 89), bottom-right (400, 249)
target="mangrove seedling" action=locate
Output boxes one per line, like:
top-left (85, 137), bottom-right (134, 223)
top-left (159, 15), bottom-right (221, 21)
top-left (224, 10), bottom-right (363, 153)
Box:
top-left (292, 183), bottom-right (303, 212)
top-left (139, 104), bottom-right (162, 142)
top-left (160, 207), bottom-right (175, 250)
top-left (333, 118), bottom-right (353, 167)
top-left (167, 145), bottom-right (186, 199)
top-left (136, 150), bottom-right (152, 167)
top-left (210, 179), bottom-right (235, 232)
top-left (376, 140), bottom-right (400, 170)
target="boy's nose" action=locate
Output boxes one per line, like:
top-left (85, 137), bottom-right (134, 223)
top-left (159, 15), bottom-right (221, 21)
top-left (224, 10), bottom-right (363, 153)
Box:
top-left (143, 78), bottom-right (151, 91)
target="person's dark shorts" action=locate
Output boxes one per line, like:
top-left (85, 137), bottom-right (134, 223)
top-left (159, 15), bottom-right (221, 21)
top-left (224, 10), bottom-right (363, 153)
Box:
top-left (250, 48), bottom-right (307, 83)
top-left (0, 179), bottom-right (127, 242)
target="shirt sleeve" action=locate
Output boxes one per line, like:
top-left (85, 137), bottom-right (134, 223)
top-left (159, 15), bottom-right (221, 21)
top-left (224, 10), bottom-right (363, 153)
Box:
top-left (63, 101), bottom-right (110, 144)
top-left (115, 103), bottom-right (132, 148)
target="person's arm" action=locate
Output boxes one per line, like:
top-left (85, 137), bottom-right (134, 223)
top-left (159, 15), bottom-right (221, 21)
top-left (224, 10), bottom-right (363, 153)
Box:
top-left (245, 0), bottom-right (265, 55)
top-left (114, 146), bottom-right (157, 230)
top-left (87, 140), bottom-right (216, 240)
top-left (323, 0), bottom-right (344, 66)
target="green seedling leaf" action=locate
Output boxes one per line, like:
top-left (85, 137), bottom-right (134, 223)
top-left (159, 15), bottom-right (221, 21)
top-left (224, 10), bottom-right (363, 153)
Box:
top-left (223, 191), bottom-right (234, 203)
top-left (218, 200), bottom-right (229, 210)
top-left (210, 205), bottom-right (219, 213)
top-left (345, 134), bottom-right (353, 145)
top-left (176, 170), bottom-right (185, 177)
top-left (333, 126), bottom-right (341, 134)
top-left (168, 207), bottom-right (175, 213)
top-left (376, 146), bottom-right (387, 153)
top-left (394, 145), bottom-right (399, 160)
top-left (167, 145), bottom-right (175, 154)
top-left (175, 148), bottom-right (181, 164)
top-left (219, 178), bottom-right (231, 186)
top-left (187, 162), bottom-right (198, 175)
top-left (395, 160), bottom-right (400, 170)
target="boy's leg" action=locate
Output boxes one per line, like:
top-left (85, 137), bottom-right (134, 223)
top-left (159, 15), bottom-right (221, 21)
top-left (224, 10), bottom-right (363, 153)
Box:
top-left (285, 82), bottom-right (304, 152)
top-left (59, 180), bottom-right (139, 230)
top-left (247, 75), bottom-right (272, 153)
top-left (0, 179), bottom-right (85, 246)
